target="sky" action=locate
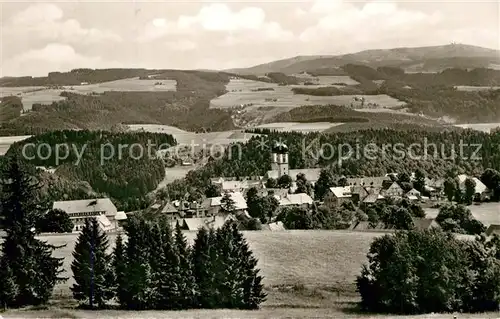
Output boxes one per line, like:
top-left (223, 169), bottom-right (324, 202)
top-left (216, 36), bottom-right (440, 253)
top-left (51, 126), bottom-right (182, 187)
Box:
top-left (0, 0), bottom-right (499, 77)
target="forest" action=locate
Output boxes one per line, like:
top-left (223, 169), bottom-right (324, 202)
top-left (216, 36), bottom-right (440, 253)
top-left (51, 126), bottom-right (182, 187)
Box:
top-left (5, 130), bottom-right (177, 211)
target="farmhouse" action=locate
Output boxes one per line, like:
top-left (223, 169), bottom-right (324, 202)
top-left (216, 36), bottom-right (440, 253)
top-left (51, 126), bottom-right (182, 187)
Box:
top-left (381, 180), bottom-right (404, 198)
top-left (457, 174), bottom-right (490, 200)
top-left (52, 198), bottom-right (124, 232)
top-left (325, 186), bottom-right (352, 207)
top-left (405, 188), bottom-right (421, 201)
top-left (275, 193), bottom-right (313, 208)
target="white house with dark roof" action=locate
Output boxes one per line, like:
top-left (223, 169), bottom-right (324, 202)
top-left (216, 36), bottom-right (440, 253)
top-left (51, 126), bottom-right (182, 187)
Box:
top-left (52, 198), bottom-right (123, 232)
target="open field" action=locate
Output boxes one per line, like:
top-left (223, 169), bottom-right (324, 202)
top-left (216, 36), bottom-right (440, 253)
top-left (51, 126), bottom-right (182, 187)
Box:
top-left (4, 307), bottom-right (500, 318)
top-left (425, 202), bottom-right (500, 227)
top-left (453, 123), bottom-right (500, 133)
top-left (0, 78), bottom-right (177, 110)
top-left (455, 85), bottom-right (500, 91)
top-left (210, 79), bottom-right (405, 115)
top-left (36, 230), bottom-right (382, 300)
top-left (0, 135), bottom-right (32, 155)
top-left (255, 122), bottom-right (345, 132)
top-left (127, 124), bottom-right (258, 146)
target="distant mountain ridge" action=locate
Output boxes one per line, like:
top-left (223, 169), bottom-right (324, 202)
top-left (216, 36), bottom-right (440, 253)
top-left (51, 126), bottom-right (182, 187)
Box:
top-left (227, 44), bottom-right (500, 75)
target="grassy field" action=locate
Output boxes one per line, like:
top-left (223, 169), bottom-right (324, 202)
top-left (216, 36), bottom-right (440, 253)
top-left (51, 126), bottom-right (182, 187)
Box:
top-left (210, 79), bottom-right (405, 117)
top-left (40, 230), bottom-right (381, 300)
top-left (453, 123), bottom-right (500, 133)
top-left (4, 230), bottom-right (499, 318)
top-left (255, 122), bottom-right (345, 132)
top-left (127, 124), bottom-right (258, 145)
top-left (424, 202), bottom-right (500, 227)
top-left (0, 78), bottom-right (177, 110)
top-left (454, 85), bottom-right (500, 91)
top-left (0, 135), bottom-right (32, 155)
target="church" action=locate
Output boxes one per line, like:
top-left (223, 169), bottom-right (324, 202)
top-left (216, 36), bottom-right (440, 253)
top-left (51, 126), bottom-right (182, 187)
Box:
top-left (265, 141), bottom-right (322, 185)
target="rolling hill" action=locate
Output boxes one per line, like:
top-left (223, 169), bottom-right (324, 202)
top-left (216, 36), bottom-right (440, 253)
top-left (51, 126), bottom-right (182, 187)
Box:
top-left (227, 44), bottom-right (500, 75)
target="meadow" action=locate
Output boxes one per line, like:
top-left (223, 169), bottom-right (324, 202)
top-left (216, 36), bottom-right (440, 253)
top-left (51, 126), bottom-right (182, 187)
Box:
top-left (0, 78), bottom-right (177, 110)
top-left (0, 135), bottom-right (32, 155)
top-left (454, 85), bottom-right (500, 91)
top-left (255, 122), bottom-right (345, 132)
top-left (424, 202), bottom-right (500, 227)
top-left (41, 230), bottom-right (381, 300)
top-left (210, 79), bottom-right (405, 112)
top-left (453, 123), bottom-right (500, 133)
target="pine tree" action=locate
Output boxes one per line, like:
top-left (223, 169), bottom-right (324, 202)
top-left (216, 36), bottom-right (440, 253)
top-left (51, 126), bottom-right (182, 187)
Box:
top-left (0, 156), bottom-right (65, 308)
top-left (121, 216), bottom-right (156, 310)
top-left (71, 218), bottom-right (114, 308)
top-left (112, 233), bottom-right (127, 307)
top-left (220, 191), bottom-right (236, 213)
top-left (0, 261), bottom-right (18, 310)
top-left (191, 227), bottom-right (218, 308)
top-left (173, 223), bottom-right (196, 308)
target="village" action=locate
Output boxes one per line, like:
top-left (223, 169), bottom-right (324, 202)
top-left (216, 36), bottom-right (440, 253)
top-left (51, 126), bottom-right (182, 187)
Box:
top-left (50, 141), bottom-right (500, 237)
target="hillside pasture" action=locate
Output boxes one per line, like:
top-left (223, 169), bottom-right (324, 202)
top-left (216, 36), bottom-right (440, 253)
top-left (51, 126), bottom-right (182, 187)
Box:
top-left (424, 202), bottom-right (500, 227)
top-left (255, 122), bottom-right (344, 132)
top-left (127, 124), bottom-right (257, 146)
top-left (37, 230), bottom-right (382, 300)
top-left (0, 78), bottom-right (177, 110)
top-left (453, 123), bottom-right (500, 133)
top-left (0, 135), bottom-right (32, 155)
top-left (455, 85), bottom-right (500, 91)
top-left (210, 79), bottom-right (405, 112)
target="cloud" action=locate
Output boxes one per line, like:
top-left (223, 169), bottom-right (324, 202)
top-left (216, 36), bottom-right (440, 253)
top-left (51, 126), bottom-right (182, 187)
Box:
top-left (5, 3), bottom-right (122, 45)
top-left (1, 44), bottom-right (122, 77)
top-left (300, 0), bottom-right (442, 46)
top-left (165, 39), bottom-right (198, 51)
top-left (138, 3), bottom-right (294, 44)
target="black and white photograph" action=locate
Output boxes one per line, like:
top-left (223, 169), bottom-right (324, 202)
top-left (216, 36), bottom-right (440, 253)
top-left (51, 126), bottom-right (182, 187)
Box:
top-left (0, 0), bottom-right (499, 318)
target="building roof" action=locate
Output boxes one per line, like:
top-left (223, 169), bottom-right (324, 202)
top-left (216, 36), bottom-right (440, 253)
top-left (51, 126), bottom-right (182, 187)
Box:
top-left (222, 180), bottom-right (262, 191)
top-left (277, 193), bottom-right (313, 206)
top-left (329, 186), bottom-right (352, 198)
top-left (182, 215), bottom-right (232, 231)
top-left (53, 198), bottom-right (117, 216)
top-left (363, 193), bottom-right (379, 203)
top-left (96, 215), bottom-right (114, 232)
top-left (266, 168), bottom-right (322, 182)
top-left (457, 175), bottom-right (488, 194)
top-left (347, 176), bottom-right (390, 188)
top-left (209, 192), bottom-right (248, 210)
top-left (161, 202), bottom-right (178, 214)
top-left (115, 211), bottom-right (127, 221)
top-left (486, 224), bottom-right (500, 236)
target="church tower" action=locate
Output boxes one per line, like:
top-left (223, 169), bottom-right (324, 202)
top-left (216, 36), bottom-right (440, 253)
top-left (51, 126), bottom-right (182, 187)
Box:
top-left (271, 141), bottom-right (289, 178)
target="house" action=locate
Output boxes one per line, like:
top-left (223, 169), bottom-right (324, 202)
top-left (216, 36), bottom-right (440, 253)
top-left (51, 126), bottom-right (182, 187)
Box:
top-left (203, 191), bottom-right (248, 216)
top-left (457, 174), bottom-right (490, 200)
top-left (52, 198), bottom-right (121, 232)
top-left (381, 180), bottom-right (404, 198)
top-left (275, 193), bottom-right (313, 208)
top-left (180, 215), bottom-right (235, 231)
top-left (161, 202), bottom-right (178, 215)
top-left (346, 176), bottom-right (391, 189)
top-left (405, 188), bottom-right (421, 201)
top-left (361, 193), bottom-right (385, 208)
top-left (325, 186), bottom-right (352, 206)
top-left (485, 224), bottom-right (500, 236)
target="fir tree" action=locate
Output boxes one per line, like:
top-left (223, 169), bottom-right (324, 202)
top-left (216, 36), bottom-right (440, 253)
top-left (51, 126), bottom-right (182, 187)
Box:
top-left (0, 156), bottom-right (65, 308)
top-left (173, 223), bottom-right (196, 308)
top-left (112, 233), bottom-right (127, 306)
top-left (0, 261), bottom-right (18, 310)
top-left (220, 191), bottom-right (236, 213)
top-left (191, 227), bottom-right (218, 308)
top-left (71, 218), bottom-right (114, 308)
